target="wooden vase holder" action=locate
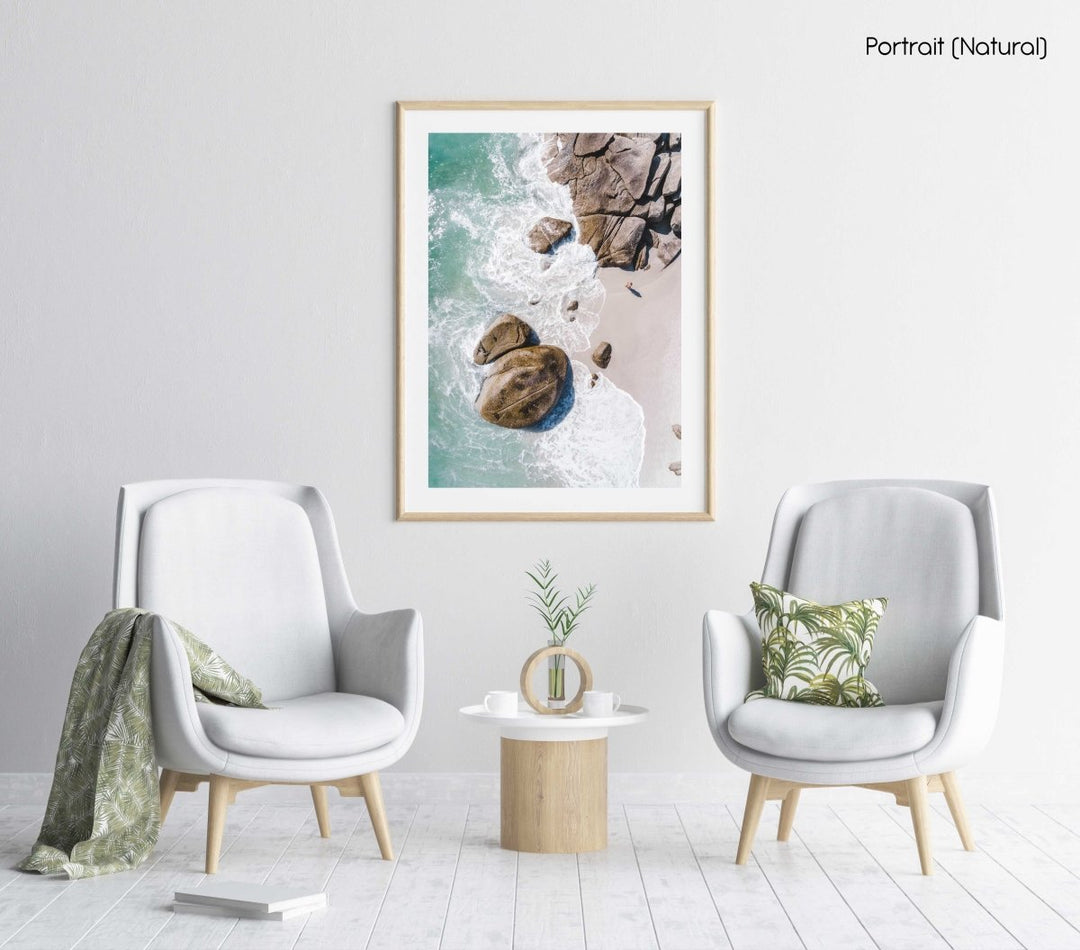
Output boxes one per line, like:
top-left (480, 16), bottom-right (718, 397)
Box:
top-left (519, 645), bottom-right (593, 714)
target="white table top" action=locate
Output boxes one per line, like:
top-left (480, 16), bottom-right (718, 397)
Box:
top-left (459, 704), bottom-right (648, 741)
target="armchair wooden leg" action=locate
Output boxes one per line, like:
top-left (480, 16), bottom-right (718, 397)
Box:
top-left (159, 769), bottom-right (181, 827)
top-left (777, 788), bottom-right (801, 842)
top-left (736, 774), bottom-right (770, 865)
top-left (940, 771), bottom-right (975, 851)
top-left (311, 785), bottom-right (331, 838)
top-left (206, 775), bottom-right (230, 874)
top-left (359, 772), bottom-right (394, 861)
top-left (905, 776), bottom-right (934, 875)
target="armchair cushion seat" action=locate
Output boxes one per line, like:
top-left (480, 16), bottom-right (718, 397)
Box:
top-left (728, 697), bottom-right (942, 763)
top-left (197, 692), bottom-right (405, 759)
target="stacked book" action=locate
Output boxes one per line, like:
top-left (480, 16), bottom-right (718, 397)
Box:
top-left (174, 881), bottom-right (328, 921)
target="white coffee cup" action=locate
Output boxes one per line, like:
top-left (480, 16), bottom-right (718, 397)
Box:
top-left (483, 690), bottom-right (518, 716)
top-left (582, 690), bottom-right (621, 717)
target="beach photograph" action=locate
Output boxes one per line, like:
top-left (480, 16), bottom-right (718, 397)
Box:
top-left (427, 131), bottom-right (684, 490)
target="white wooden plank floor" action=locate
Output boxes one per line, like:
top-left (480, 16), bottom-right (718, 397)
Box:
top-left (2, 794), bottom-right (1080, 949)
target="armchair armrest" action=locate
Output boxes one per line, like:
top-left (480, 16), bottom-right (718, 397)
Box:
top-left (334, 608), bottom-right (424, 733)
top-left (150, 615), bottom-right (227, 775)
top-left (702, 609), bottom-right (762, 741)
top-left (916, 615), bottom-right (1005, 774)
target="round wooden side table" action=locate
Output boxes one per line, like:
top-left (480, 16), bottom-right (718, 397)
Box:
top-left (459, 703), bottom-right (649, 853)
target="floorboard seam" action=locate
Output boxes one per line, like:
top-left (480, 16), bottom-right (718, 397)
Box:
top-left (510, 849), bottom-right (519, 950)
top-left (976, 804), bottom-right (1080, 882)
top-left (622, 804), bottom-right (662, 950)
top-left (928, 801), bottom-right (1080, 939)
top-left (213, 806), bottom-right (316, 950)
top-left (436, 803), bottom-right (469, 950)
top-left (879, 802), bottom-right (1029, 947)
top-left (717, 804), bottom-right (807, 950)
top-left (790, 823), bottom-right (882, 949)
top-left (829, 804), bottom-right (952, 949)
top-left (140, 804), bottom-right (264, 950)
top-left (2, 811), bottom-right (201, 949)
top-left (289, 810), bottom-right (365, 950)
top-left (361, 804), bottom-right (418, 950)
top-left (67, 812), bottom-right (205, 949)
top-left (1034, 805), bottom-right (1080, 839)
top-left (675, 803), bottom-right (732, 950)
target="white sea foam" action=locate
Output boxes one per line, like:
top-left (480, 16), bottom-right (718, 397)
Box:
top-left (522, 367), bottom-right (645, 489)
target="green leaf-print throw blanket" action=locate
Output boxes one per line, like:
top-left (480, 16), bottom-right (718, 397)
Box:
top-left (745, 582), bottom-right (887, 707)
top-left (19, 608), bottom-right (267, 879)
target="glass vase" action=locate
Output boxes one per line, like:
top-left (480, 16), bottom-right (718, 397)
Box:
top-left (547, 639), bottom-right (567, 709)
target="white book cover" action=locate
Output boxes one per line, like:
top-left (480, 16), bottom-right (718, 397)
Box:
top-left (172, 901), bottom-right (323, 922)
top-left (174, 880), bottom-right (328, 914)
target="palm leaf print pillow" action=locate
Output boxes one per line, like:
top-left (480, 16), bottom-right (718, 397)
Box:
top-left (745, 582), bottom-right (887, 707)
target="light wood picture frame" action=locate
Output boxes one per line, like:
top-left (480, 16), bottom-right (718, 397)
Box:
top-left (397, 101), bottom-right (715, 520)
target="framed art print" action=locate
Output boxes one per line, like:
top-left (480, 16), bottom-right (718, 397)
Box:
top-left (397, 101), bottom-right (715, 520)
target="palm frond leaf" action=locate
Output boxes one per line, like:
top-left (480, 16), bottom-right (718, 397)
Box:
top-left (745, 583), bottom-right (887, 709)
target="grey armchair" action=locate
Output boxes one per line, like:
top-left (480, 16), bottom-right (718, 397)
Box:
top-left (114, 480), bottom-right (424, 873)
top-left (703, 479), bottom-right (1004, 874)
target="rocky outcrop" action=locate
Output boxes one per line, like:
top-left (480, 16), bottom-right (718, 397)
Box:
top-left (672, 424), bottom-right (682, 440)
top-left (669, 461), bottom-right (682, 476)
top-left (526, 217), bottom-right (572, 254)
top-left (591, 341), bottom-right (612, 369)
top-left (475, 345), bottom-right (569, 429)
top-left (578, 214), bottom-right (647, 268)
top-left (545, 131), bottom-right (682, 270)
top-left (473, 314), bottom-right (535, 365)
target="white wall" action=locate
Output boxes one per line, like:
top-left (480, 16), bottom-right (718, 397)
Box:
top-left (2, 1), bottom-right (1078, 783)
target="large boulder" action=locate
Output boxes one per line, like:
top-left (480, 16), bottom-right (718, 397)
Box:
top-left (653, 230), bottom-right (681, 268)
top-left (573, 133), bottom-right (614, 156)
top-left (640, 196), bottom-right (667, 225)
top-left (526, 217), bottom-right (572, 254)
top-left (577, 214), bottom-right (647, 268)
top-left (646, 152), bottom-right (671, 199)
top-left (662, 152), bottom-right (682, 199)
top-left (546, 145), bottom-right (584, 186)
top-left (606, 135), bottom-right (657, 201)
top-left (474, 313), bottom-right (534, 365)
top-left (591, 341), bottom-right (613, 369)
top-left (564, 158), bottom-right (637, 216)
top-left (475, 345), bottom-right (570, 429)
top-left (633, 240), bottom-right (650, 270)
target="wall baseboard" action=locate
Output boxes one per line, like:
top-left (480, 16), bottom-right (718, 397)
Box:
top-left (2, 770), bottom-right (1076, 806)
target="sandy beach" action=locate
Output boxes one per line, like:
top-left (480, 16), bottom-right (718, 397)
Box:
top-left (573, 257), bottom-right (682, 487)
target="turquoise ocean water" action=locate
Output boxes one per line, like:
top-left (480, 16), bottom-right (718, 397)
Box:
top-left (427, 133), bottom-right (645, 489)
